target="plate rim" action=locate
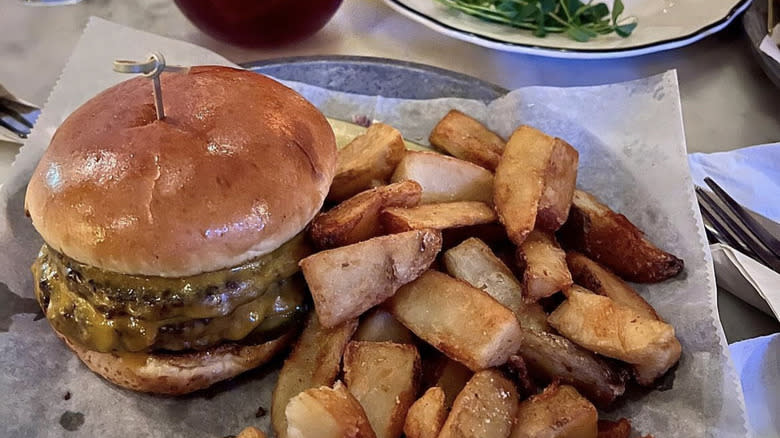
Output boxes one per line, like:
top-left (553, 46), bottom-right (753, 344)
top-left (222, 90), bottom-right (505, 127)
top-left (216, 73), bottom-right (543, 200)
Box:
top-left (742, 0), bottom-right (780, 87)
top-left (383, 0), bottom-right (753, 59)
top-left (241, 54), bottom-right (509, 99)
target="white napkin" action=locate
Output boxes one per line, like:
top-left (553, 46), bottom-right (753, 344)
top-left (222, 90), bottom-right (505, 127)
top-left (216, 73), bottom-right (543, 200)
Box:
top-left (688, 143), bottom-right (780, 321)
top-left (711, 243), bottom-right (780, 319)
top-left (759, 24), bottom-right (780, 64)
top-left (729, 333), bottom-right (780, 437)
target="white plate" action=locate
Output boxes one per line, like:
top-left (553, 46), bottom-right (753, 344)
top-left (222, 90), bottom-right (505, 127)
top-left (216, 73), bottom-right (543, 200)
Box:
top-left (383, 0), bottom-right (752, 59)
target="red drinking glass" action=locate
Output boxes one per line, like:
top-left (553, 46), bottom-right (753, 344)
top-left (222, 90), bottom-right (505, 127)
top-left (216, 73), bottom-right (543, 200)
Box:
top-left (174, 0), bottom-right (343, 47)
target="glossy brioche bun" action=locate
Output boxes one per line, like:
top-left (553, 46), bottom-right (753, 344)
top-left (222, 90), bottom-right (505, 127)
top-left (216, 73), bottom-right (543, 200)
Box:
top-left (25, 66), bottom-right (336, 277)
top-left (59, 330), bottom-right (293, 395)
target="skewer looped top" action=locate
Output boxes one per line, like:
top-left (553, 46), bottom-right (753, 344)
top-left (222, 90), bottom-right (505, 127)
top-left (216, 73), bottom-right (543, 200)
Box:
top-left (113, 52), bottom-right (186, 120)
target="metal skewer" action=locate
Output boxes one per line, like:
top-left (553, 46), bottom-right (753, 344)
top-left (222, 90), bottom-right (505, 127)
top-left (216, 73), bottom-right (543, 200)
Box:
top-left (112, 52), bottom-right (187, 120)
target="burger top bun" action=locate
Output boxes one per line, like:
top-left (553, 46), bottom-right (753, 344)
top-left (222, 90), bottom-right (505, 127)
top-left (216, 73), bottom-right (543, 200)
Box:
top-left (25, 66), bottom-right (337, 277)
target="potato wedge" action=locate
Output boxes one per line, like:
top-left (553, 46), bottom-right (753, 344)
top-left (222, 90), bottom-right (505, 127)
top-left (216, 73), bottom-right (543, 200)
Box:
top-left (329, 122), bottom-right (406, 202)
top-left (547, 290), bottom-right (681, 384)
top-left (381, 201), bottom-right (497, 233)
top-left (510, 384), bottom-right (597, 438)
top-left (272, 314), bottom-right (358, 438)
top-left (632, 336), bottom-right (683, 386)
top-left (236, 427), bottom-right (267, 438)
top-left (443, 237), bottom-right (548, 332)
top-left (300, 229), bottom-right (442, 328)
top-left (311, 180), bottom-right (422, 249)
top-left (387, 270), bottom-right (523, 371)
top-left (439, 369), bottom-right (519, 438)
top-left (343, 341), bottom-right (421, 438)
top-left (390, 151), bottom-right (493, 204)
top-left (426, 355), bottom-right (474, 409)
top-left (494, 126), bottom-right (578, 245)
top-left (493, 126), bottom-right (550, 244)
top-left (562, 284), bottom-right (599, 299)
top-left (517, 230), bottom-right (573, 301)
top-left (286, 381), bottom-right (376, 438)
top-left (428, 109), bottom-right (504, 170)
top-left (558, 189), bottom-right (684, 283)
top-left (513, 328), bottom-right (626, 408)
top-left (505, 354), bottom-right (539, 398)
top-left (354, 308), bottom-right (415, 344)
top-left (536, 137), bottom-right (578, 231)
top-left (403, 387), bottom-right (447, 438)
top-left (566, 251), bottom-right (660, 321)
top-left (559, 284), bottom-right (678, 386)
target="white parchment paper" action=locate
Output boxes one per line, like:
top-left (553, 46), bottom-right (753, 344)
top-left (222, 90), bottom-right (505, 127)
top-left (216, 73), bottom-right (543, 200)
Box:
top-left (0, 17), bottom-right (749, 438)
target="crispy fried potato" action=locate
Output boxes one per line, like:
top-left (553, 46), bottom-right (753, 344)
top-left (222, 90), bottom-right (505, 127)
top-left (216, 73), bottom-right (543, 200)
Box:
top-left (286, 381), bottom-right (376, 438)
top-left (439, 369), bottom-right (519, 438)
top-left (236, 426), bottom-right (267, 438)
top-left (381, 201), bottom-right (497, 233)
top-left (494, 126), bottom-right (578, 246)
top-left (493, 126), bottom-right (549, 244)
top-left (390, 151), bottom-right (493, 204)
top-left (387, 270), bottom-right (523, 371)
top-left (311, 181), bottom-right (422, 249)
top-left (566, 252), bottom-right (660, 321)
top-left (403, 387), bottom-right (447, 438)
top-left (537, 138), bottom-right (578, 231)
top-left (517, 230), bottom-right (573, 301)
top-left (428, 110), bottom-right (504, 170)
top-left (329, 122), bottom-right (406, 202)
top-left (354, 308), bottom-right (415, 344)
top-left (597, 419), bottom-right (632, 438)
top-left (505, 355), bottom-right (539, 398)
top-left (513, 328), bottom-right (626, 408)
top-left (632, 336), bottom-right (682, 386)
top-left (343, 342), bottom-right (421, 438)
top-left (558, 190), bottom-right (684, 283)
top-left (562, 284), bottom-right (595, 296)
top-left (547, 290), bottom-right (681, 385)
top-left (272, 314), bottom-right (358, 438)
top-left (443, 237), bottom-right (548, 332)
top-left (426, 355), bottom-right (474, 409)
top-left (510, 384), bottom-right (597, 438)
top-left (300, 229), bottom-right (442, 328)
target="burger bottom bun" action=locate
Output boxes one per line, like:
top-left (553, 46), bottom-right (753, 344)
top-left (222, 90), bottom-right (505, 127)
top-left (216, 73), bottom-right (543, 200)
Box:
top-left (57, 330), bottom-right (292, 395)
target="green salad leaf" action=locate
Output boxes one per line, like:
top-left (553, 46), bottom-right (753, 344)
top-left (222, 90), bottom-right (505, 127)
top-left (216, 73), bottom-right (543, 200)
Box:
top-left (435, 0), bottom-right (637, 42)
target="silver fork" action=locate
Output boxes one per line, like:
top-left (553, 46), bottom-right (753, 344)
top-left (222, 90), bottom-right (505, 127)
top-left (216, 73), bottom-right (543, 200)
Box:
top-left (696, 177), bottom-right (780, 273)
top-left (0, 98), bottom-right (36, 139)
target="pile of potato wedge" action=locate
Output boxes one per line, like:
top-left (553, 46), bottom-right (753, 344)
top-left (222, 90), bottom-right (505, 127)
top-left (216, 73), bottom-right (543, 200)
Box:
top-left (265, 110), bottom-right (686, 438)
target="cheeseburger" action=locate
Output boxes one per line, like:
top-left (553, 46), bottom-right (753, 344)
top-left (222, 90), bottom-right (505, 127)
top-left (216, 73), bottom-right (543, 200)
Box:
top-left (25, 66), bottom-right (336, 394)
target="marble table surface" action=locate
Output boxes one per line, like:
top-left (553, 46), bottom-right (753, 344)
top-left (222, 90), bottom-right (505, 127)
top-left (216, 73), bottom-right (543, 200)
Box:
top-left (0, 0), bottom-right (778, 342)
